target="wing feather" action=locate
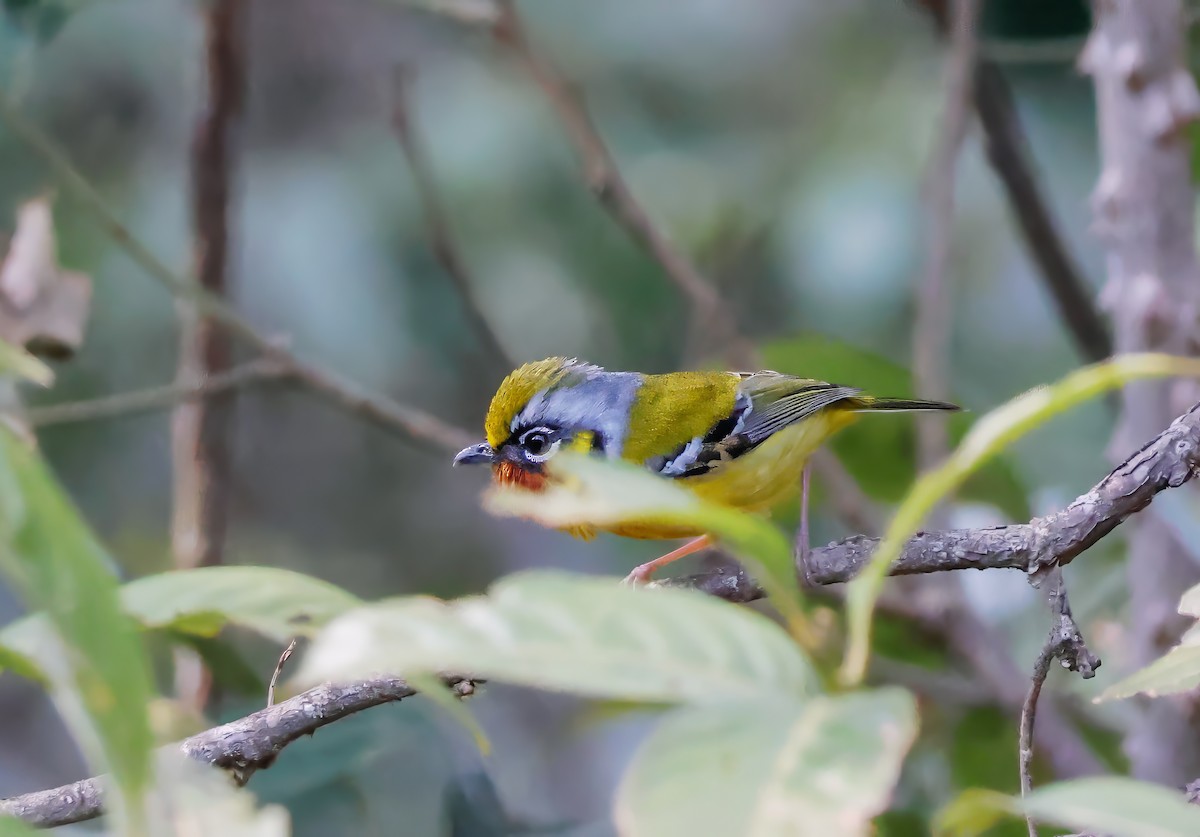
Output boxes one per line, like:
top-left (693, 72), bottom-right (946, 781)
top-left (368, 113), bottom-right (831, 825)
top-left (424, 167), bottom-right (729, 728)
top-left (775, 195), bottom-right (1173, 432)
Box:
top-left (649, 373), bottom-right (860, 479)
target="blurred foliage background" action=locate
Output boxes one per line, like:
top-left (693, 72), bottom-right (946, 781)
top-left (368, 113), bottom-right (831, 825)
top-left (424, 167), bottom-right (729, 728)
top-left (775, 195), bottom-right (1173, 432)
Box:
top-left (0, 0), bottom-right (1146, 834)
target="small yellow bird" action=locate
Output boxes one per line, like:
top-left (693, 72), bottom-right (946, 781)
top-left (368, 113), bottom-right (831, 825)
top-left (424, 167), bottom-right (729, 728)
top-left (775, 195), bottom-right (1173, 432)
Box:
top-left (454, 357), bottom-right (959, 583)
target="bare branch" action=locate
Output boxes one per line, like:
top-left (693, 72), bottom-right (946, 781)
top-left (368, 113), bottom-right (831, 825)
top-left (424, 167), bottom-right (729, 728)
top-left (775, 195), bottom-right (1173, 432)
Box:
top-left (390, 66), bottom-right (516, 373)
top-left (973, 62), bottom-right (1111, 364)
top-left (172, 0), bottom-right (244, 570)
top-left (0, 91), bottom-right (473, 455)
top-left (25, 360), bottom-right (288, 427)
top-left (0, 676), bottom-right (475, 828)
top-left (913, 0), bottom-right (980, 475)
top-left (490, 0), bottom-right (755, 368)
top-left (170, 0), bottom-right (246, 709)
top-left (1019, 569), bottom-right (1100, 836)
top-left (916, 1), bottom-right (1112, 367)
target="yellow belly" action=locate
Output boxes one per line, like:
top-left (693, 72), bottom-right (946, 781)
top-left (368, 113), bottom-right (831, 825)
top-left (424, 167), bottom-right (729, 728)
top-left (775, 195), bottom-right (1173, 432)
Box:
top-left (573, 410), bottom-right (855, 541)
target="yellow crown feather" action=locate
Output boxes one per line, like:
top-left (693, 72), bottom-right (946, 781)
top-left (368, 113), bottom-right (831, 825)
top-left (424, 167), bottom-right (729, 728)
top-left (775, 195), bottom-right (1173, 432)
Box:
top-left (484, 357), bottom-right (577, 448)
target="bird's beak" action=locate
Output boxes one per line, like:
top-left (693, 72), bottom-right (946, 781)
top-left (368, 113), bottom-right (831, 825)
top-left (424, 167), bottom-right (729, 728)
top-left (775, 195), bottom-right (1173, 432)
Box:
top-left (453, 442), bottom-right (495, 467)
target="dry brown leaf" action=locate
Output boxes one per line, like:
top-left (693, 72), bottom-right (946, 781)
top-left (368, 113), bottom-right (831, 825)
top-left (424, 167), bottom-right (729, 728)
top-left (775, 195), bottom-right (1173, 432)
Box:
top-left (0, 195), bottom-right (93, 360)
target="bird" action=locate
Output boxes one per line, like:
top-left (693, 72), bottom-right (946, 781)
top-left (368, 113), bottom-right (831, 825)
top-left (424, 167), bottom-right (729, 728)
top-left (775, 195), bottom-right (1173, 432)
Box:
top-left (453, 357), bottom-right (959, 584)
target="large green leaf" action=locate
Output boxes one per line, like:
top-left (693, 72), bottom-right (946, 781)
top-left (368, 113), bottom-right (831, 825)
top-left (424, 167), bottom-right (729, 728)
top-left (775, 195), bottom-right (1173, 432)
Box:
top-left (615, 688), bottom-right (917, 837)
top-left (761, 335), bottom-right (1029, 519)
top-left (841, 352), bottom-right (1200, 686)
top-left (1021, 777), bottom-right (1200, 837)
top-left (938, 778), bottom-right (1200, 837)
top-left (0, 428), bottom-right (155, 830)
top-left (482, 453), bottom-right (808, 643)
top-left (1097, 579), bottom-right (1200, 702)
top-left (0, 565), bottom-right (362, 677)
top-left (295, 570), bottom-right (819, 704)
top-left (118, 565), bottom-right (362, 642)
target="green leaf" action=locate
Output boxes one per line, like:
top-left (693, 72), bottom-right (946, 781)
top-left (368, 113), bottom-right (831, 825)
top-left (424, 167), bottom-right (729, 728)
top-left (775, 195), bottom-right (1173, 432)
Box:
top-left (841, 352), bottom-right (1200, 686)
top-left (169, 633), bottom-right (267, 698)
top-left (118, 565), bottom-right (362, 642)
top-left (1, 565), bottom-right (361, 685)
top-left (760, 335), bottom-right (1029, 519)
top-left (296, 570), bottom-right (819, 704)
top-left (0, 816), bottom-right (40, 836)
top-left (1097, 643), bottom-right (1200, 702)
top-left (0, 336), bottom-right (53, 386)
top-left (146, 751), bottom-right (291, 837)
top-left (0, 639), bottom-right (42, 682)
top-left (1096, 579), bottom-right (1200, 702)
top-left (1021, 777), bottom-right (1200, 837)
top-left (615, 688), bottom-right (918, 837)
top-left (482, 453), bottom-right (809, 643)
top-left (933, 788), bottom-right (1013, 837)
top-left (0, 427), bottom-right (154, 829)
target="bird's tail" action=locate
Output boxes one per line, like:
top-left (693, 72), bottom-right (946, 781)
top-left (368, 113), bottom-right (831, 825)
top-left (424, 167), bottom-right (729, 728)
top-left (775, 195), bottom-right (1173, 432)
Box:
top-left (849, 396), bottom-right (962, 413)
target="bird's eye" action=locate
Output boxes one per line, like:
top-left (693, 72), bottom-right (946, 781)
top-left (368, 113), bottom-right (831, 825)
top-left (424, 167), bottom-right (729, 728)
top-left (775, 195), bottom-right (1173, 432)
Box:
top-left (523, 431), bottom-right (550, 456)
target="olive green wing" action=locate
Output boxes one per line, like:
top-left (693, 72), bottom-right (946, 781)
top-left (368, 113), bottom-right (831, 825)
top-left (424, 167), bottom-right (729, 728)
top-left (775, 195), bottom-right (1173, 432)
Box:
top-left (734, 373), bottom-right (862, 446)
top-left (645, 372), bottom-right (861, 479)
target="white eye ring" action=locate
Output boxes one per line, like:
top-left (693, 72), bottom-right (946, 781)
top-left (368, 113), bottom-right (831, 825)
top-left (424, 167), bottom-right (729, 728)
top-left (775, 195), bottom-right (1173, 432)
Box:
top-left (520, 427), bottom-right (560, 462)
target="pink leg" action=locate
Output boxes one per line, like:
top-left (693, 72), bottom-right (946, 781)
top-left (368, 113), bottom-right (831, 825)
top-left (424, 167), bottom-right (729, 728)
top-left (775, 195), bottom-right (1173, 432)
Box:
top-left (795, 461), bottom-right (812, 568)
top-left (623, 535), bottom-right (714, 585)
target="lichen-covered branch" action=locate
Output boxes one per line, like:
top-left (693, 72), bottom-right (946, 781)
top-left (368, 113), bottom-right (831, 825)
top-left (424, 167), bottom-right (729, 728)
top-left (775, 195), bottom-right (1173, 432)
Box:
top-left (0, 677), bottom-right (474, 828)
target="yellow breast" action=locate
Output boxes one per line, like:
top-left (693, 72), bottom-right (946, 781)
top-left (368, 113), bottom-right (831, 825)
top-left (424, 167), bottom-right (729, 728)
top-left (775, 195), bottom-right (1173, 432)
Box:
top-left (684, 409), bottom-right (854, 511)
top-left (576, 409), bottom-right (855, 541)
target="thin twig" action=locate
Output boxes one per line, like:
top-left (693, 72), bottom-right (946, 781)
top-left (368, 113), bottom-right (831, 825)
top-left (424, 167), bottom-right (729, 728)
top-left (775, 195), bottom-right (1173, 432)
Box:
top-left (25, 360), bottom-right (288, 427)
top-left (390, 66), bottom-right (516, 373)
top-left (916, 0), bottom-right (1111, 368)
top-left (490, 0), bottom-right (754, 368)
top-left (913, 0), bottom-right (980, 477)
top-left (1019, 568), bottom-right (1100, 836)
top-left (267, 638), bottom-right (298, 707)
top-left (973, 62), bottom-right (1111, 364)
top-left (0, 675), bottom-right (476, 827)
top-left (1019, 640), bottom-right (1054, 836)
top-left (0, 90), bottom-right (473, 455)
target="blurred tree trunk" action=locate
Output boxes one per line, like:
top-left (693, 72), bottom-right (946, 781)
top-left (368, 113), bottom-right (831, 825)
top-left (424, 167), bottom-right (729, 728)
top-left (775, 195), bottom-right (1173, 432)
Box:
top-left (1084, 0), bottom-right (1200, 783)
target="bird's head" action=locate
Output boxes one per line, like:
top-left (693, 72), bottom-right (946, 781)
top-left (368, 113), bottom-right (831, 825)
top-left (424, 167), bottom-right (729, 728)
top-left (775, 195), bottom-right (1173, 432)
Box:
top-left (453, 357), bottom-right (639, 490)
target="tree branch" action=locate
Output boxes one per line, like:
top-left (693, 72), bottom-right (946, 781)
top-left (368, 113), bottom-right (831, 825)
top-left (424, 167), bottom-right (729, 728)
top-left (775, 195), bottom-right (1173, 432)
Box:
top-left (390, 66), bottom-right (516, 374)
top-left (1018, 568), bottom-right (1100, 837)
top-left (1083, 0), bottom-right (1200, 784)
top-left (490, 0), bottom-right (755, 368)
top-left (973, 62), bottom-right (1111, 364)
top-left (0, 90), bottom-right (473, 456)
top-left (24, 359), bottom-right (289, 427)
top-left (913, 0), bottom-right (979, 475)
top-left (916, 0), bottom-right (1112, 366)
top-left (170, 0), bottom-right (245, 709)
top-left (663, 399), bottom-right (1200, 591)
top-left (0, 676), bottom-right (474, 828)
